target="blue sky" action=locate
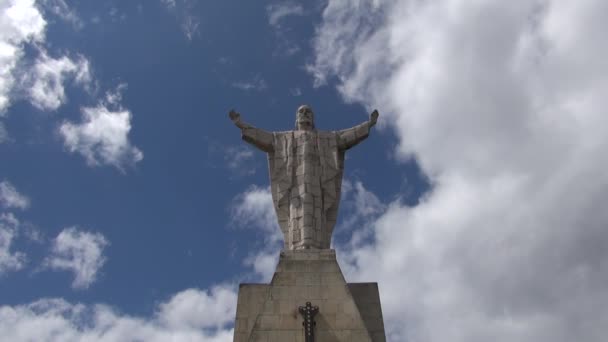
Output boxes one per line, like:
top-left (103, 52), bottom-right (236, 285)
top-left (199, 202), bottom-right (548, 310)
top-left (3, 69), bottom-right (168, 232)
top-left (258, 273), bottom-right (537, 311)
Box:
top-left (2, 1), bottom-right (608, 341)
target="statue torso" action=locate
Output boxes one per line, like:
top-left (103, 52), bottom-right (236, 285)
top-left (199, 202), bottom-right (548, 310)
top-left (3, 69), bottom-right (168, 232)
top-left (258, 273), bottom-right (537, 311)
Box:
top-left (294, 131), bottom-right (322, 180)
top-left (269, 130), bottom-right (344, 250)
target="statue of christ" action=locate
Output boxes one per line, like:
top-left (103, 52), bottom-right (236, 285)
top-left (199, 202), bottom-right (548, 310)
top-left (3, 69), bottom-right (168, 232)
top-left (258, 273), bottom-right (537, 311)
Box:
top-left (230, 105), bottom-right (379, 250)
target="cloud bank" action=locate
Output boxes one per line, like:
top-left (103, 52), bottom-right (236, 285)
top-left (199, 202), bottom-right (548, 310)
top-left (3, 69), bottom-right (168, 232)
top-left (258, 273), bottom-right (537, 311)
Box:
top-left (0, 285), bottom-right (236, 342)
top-left (310, 1), bottom-right (608, 341)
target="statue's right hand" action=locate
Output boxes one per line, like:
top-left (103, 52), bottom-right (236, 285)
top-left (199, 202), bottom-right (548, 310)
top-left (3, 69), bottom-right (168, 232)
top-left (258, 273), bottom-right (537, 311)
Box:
top-left (229, 109), bottom-right (241, 122)
top-left (369, 109), bottom-right (379, 127)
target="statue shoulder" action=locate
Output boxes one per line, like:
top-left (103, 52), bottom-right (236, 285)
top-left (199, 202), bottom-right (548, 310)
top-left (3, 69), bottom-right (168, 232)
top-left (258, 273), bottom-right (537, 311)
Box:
top-left (274, 130), bottom-right (294, 137)
top-left (317, 130), bottom-right (337, 139)
top-left (272, 131), bottom-right (295, 150)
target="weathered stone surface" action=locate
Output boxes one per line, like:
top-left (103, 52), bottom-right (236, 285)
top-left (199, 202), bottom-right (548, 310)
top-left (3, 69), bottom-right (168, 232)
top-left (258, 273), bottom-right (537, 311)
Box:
top-left (229, 106), bottom-right (379, 250)
top-left (233, 250), bottom-right (386, 342)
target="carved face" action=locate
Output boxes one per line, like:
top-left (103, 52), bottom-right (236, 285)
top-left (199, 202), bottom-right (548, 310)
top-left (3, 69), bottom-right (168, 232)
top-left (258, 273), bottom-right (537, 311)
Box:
top-left (295, 105), bottom-right (315, 130)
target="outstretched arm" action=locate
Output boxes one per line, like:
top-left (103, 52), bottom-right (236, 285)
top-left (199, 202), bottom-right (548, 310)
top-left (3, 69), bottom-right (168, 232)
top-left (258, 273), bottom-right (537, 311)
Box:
top-left (337, 109), bottom-right (379, 150)
top-left (229, 109), bottom-right (274, 152)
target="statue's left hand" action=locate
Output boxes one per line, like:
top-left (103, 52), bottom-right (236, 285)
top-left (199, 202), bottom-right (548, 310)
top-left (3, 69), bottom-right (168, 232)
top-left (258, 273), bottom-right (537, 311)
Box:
top-left (229, 109), bottom-right (241, 122)
top-left (370, 109), bottom-right (379, 126)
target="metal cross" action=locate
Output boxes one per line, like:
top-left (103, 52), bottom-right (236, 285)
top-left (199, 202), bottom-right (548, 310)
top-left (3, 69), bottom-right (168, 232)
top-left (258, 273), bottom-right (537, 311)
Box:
top-left (298, 302), bottom-right (319, 342)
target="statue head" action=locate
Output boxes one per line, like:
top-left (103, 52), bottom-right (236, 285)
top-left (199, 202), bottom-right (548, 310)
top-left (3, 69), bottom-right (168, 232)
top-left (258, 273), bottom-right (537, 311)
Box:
top-left (295, 105), bottom-right (315, 131)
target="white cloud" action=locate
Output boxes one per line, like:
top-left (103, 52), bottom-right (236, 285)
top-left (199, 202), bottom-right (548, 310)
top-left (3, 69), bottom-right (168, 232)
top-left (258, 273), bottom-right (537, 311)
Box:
top-left (44, 227), bottom-right (109, 289)
top-left (0, 0), bottom-right (46, 113)
top-left (0, 286), bottom-right (236, 342)
top-left (231, 186), bottom-right (278, 237)
top-left (231, 186), bottom-right (281, 281)
top-left (0, 180), bottom-right (30, 210)
top-left (1, 1), bottom-right (133, 162)
top-left (26, 50), bottom-right (91, 111)
top-left (0, 213), bottom-right (26, 275)
top-left (40, 0), bottom-right (83, 29)
top-left (0, 0), bottom-right (92, 119)
top-left (341, 180), bottom-right (384, 220)
top-left (311, 1), bottom-right (608, 341)
top-left (160, 0), bottom-right (200, 41)
top-left (59, 85), bottom-right (144, 170)
top-left (181, 15), bottom-right (199, 41)
top-left (224, 145), bottom-right (255, 175)
top-left (334, 180), bottom-right (384, 247)
top-left (266, 2), bottom-right (304, 27)
top-left (231, 76), bottom-right (268, 92)
top-left (158, 286), bottom-right (237, 330)
top-left (266, 2), bottom-right (304, 57)
top-left (242, 249), bottom-right (278, 283)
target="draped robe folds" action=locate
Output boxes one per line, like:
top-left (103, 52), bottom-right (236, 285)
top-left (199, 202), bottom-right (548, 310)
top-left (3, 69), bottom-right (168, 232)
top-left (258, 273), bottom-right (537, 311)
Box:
top-left (241, 122), bottom-right (371, 250)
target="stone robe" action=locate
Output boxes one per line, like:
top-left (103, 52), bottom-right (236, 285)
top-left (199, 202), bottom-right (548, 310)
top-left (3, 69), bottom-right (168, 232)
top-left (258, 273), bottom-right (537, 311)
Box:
top-left (241, 122), bottom-right (371, 250)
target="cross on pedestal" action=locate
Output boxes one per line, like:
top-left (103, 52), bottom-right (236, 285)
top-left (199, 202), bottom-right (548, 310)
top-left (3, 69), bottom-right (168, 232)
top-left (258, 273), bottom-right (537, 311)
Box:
top-left (298, 302), bottom-right (319, 342)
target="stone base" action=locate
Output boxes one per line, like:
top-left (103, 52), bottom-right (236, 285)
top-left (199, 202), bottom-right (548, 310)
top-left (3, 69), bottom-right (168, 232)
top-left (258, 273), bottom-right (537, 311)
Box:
top-left (233, 249), bottom-right (386, 342)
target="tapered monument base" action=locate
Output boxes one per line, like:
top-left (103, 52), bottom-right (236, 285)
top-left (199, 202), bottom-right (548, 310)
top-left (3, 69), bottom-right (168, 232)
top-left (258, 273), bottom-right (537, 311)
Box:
top-left (233, 249), bottom-right (386, 342)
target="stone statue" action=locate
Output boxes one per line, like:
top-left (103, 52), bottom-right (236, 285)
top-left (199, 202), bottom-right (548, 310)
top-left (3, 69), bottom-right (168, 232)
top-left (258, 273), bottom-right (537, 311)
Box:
top-left (229, 105), bottom-right (379, 250)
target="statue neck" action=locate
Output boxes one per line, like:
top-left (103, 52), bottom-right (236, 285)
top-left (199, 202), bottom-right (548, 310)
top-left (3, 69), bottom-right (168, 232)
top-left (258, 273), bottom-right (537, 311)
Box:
top-left (296, 124), bottom-right (314, 131)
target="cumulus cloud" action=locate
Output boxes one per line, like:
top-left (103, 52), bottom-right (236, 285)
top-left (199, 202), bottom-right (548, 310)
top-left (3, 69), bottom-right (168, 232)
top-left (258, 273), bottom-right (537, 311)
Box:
top-left (340, 180), bottom-right (385, 222)
top-left (335, 180), bottom-right (385, 247)
top-left (158, 286), bottom-right (237, 330)
top-left (0, 0), bottom-right (93, 144)
top-left (0, 180), bottom-right (30, 210)
top-left (0, 286), bottom-right (236, 342)
top-left (59, 85), bottom-right (144, 170)
top-left (0, 213), bottom-right (26, 275)
top-left (241, 250), bottom-right (279, 283)
top-left (44, 227), bottom-right (109, 289)
top-left (266, 2), bottom-right (304, 27)
top-left (310, 1), bottom-right (608, 341)
top-left (0, 0), bottom-right (46, 113)
top-left (26, 50), bottom-right (91, 111)
top-left (231, 186), bottom-right (281, 281)
top-left (231, 186), bottom-right (278, 237)
top-left (2, 1), bottom-right (136, 166)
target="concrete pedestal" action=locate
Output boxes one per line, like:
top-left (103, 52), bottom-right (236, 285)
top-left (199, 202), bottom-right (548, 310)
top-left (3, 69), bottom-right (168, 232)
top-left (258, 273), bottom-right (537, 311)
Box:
top-left (233, 249), bottom-right (386, 342)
